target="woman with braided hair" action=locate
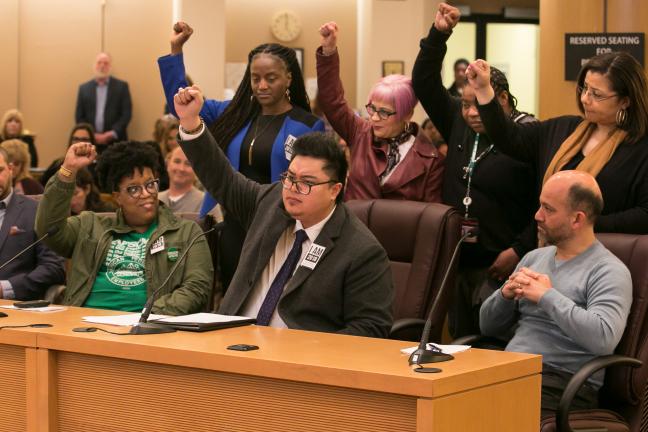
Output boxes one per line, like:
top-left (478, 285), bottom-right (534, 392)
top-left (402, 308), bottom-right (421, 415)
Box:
top-left (158, 22), bottom-right (323, 289)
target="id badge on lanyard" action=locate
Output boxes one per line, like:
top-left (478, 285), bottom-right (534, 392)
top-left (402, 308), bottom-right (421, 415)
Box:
top-left (461, 133), bottom-right (493, 243)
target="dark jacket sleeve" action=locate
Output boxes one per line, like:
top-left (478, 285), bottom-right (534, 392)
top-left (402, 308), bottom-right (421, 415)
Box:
top-left (179, 127), bottom-right (264, 230)
top-left (9, 241), bottom-right (66, 300)
top-left (595, 180), bottom-right (648, 234)
top-left (75, 83), bottom-right (89, 125)
top-left (315, 47), bottom-right (367, 145)
top-left (412, 26), bottom-right (460, 142)
top-left (110, 80), bottom-right (132, 140)
top-left (476, 98), bottom-right (546, 164)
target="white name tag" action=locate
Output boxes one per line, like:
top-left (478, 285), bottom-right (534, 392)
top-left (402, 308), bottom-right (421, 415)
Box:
top-left (150, 236), bottom-right (165, 254)
top-left (284, 134), bottom-right (297, 160)
top-left (300, 243), bottom-right (326, 270)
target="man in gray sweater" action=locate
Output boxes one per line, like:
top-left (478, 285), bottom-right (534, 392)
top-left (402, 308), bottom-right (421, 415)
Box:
top-left (480, 170), bottom-right (632, 416)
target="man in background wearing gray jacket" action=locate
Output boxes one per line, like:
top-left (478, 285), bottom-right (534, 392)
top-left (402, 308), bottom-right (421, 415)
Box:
top-left (480, 170), bottom-right (632, 417)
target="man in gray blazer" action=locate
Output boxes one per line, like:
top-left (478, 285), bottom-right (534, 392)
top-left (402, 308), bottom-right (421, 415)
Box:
top-left (174, 87), bottom-right (393, 338)
top-left (75, 52), bottom-right (132, 150)
top-left (0, 149), bottom-right (65, 300)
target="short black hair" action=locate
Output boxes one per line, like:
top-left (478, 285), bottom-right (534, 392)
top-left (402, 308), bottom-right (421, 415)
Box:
top-left (454, 58), bottom-right (469, 70)
top-left (95, 141), bottom-right (160, 192)
top-left (290, 133), bottom-right (347, 204)
top-left (567, 183), bottom-right (604, 223)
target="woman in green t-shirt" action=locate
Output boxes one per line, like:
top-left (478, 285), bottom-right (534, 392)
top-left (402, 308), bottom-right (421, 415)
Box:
top-left (35, 141), bottom-right (214, 315)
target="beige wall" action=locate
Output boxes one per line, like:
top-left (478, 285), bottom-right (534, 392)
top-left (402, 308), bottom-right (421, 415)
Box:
top-left (539, 0), bottom-right (648, 119)
top-left (358, 0), bottom-right (429, 123)
top-left (225, 0), bottom-right (357, 108)
top-left (0, 0), bottom-right (19, 116)
top-left (0, 0), bottom-right (175, 168)
top-left (454, 0), bottom-right (538, 14)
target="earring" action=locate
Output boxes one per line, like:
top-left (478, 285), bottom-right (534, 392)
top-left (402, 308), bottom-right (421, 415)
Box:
top-left (616, 108), bottom-right (627, 128)
top-left (285, 88), bottom-right (291, 102)
top-left (250, 95), bottom-right (254, 102)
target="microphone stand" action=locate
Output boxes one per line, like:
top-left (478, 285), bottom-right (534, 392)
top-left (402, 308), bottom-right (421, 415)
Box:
top-left (409, 229), bottom-right (475, 372)
top-left (129, 225), bottom-right (219, 335)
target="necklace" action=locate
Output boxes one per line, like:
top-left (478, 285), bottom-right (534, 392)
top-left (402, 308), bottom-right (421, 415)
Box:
top-left (248, 114), bottom-right (281, 165)
top-left (461, 133), bottom-right (493, 218)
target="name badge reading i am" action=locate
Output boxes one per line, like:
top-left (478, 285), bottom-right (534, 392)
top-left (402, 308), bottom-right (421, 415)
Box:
top-left (150, 236), bottom-right (165, 255)
top-left (284, 134), bottom-right (297, 160)
top-left (300, 243), bottom-right (326, 270)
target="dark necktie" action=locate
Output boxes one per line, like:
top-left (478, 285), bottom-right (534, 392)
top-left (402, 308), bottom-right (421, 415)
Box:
top-left (256, 229), bottom-right (308, 326)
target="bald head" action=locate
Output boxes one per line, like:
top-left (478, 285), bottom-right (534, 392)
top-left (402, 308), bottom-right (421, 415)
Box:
top-left (544, 171), bottom-right (603, 224)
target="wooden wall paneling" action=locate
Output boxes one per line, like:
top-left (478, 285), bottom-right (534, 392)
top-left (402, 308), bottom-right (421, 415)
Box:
top-left (538, 0), bottom-right (604, 119)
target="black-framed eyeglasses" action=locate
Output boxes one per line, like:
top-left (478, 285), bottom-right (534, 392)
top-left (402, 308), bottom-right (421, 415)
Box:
top-left (122, 178), bottom-right (160, 199)
top-left (577, 84), bottom-right (618, 102)
top-left (279, 172), bottom-right (338, 195)
top-left (365, 103), bottom-right (397, 120)
top-left (70, 136), bottom-right (91, 144)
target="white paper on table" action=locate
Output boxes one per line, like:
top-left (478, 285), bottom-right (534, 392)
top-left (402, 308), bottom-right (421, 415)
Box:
top-left (82, 313), bottom-right (169, 327)
top-left (0, 305), bottom-right (67, 312)
top-left (152, 313), bottom-right (253, 324)
top-left (400, 343), bottom-right (471, 355)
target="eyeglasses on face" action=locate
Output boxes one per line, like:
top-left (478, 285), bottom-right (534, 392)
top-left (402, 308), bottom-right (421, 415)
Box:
top-left (365, 103), bottom-right (397, 120)
top-left (577, 84), bottom-right (618, 102)
top-left (279, 172), bottom-right (337, 195)
top-left (121, 178), bottom-right (160, 199)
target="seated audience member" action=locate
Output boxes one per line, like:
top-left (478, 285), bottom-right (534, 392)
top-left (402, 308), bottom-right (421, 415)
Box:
top-left (41, 123), bottom-right (96, 187)
top-left (35, 141), bottom-right (213, 314)
top-left (448, 58), bottom-right (469, 97)
top-left (412, 2), bottom-right (538, 337)
top-left (174, 85), bottom-right (394, 337)
top-left (71, 168), bottom-right (114, 215)
top-left (158, 146), bottom-right (204, 213)
top-left (480, 171), bottom-right (632, 417)
top-left (153, 114), bottom-right (179, 158)
top-left (1, 139), bottom-right (43, 195)
top-left (317, 22), bottom-right (444, 202)
top-left (0, 148), bottom-right (65, 300)
top-left (421, 118), bottom-right (448, 156)
top-left (0, 109), bottom-right (38, 167)
top-left (468, 50), bottom-right (648, 234)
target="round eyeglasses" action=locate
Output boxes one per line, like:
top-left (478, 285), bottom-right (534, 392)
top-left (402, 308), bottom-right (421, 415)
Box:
top-left (121, 178), bottom-right (160, 199)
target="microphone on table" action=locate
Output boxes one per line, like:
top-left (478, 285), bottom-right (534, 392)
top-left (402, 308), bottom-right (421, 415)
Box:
top-left (129, 222), bottom-right (224, 335)
top-left (0, 227), bottom-right (59, 272)
top-left (408, 226), bottom-right (477, 373)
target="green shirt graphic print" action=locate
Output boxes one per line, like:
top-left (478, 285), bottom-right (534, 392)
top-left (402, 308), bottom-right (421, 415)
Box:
top-left (84, 222), bottom-right (159, 312)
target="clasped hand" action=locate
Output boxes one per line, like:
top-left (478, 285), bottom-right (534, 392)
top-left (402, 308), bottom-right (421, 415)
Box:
top-left (501, 267), bottom-right (552, 303)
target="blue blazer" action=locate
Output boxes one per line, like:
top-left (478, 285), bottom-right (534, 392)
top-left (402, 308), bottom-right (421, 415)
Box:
top-left (158, 54), bottom-right (325, 215)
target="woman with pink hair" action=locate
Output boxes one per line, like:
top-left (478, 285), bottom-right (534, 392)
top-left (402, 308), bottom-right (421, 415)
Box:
top-left (316, 21), bottom-right (444, 202)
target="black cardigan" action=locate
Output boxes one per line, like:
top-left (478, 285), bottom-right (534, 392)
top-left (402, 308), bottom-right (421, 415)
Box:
top-left (412, 25), bottom-right (538, 264)
top-left (477, 97), bottom-right (648, 234)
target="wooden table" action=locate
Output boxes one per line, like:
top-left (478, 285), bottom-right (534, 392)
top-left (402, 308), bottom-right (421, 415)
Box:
top-left (0, 302), bottom-right (541, 432)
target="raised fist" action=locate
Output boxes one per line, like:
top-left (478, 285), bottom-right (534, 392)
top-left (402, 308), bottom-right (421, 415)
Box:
top-left (465, 59), bottom-right (491, 90)
top-left (434, 2), bottom-right (460, 33)
top-left (319, 22), bottom-right (338, 56)
top-left (170, 21), bottom-right (194, 55)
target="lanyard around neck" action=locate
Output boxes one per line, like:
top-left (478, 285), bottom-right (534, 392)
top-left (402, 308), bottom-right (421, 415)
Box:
top-left (462, 133), bottom-right (493, 218)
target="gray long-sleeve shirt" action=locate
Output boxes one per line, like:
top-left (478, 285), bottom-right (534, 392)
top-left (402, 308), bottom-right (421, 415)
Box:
top-left (480, 240), bottom-right (632, 388)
